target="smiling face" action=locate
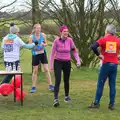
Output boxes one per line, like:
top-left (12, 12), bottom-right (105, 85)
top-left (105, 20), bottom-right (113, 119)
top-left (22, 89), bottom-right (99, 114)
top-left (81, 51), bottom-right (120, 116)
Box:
top-left (61, 29), bottom-right (69, 38)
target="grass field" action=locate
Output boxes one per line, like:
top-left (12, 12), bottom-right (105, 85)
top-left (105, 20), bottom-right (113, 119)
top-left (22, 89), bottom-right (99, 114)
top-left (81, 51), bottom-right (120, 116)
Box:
top-left (1, 38), bottom-right (120, 120)
top-left (1, 68), bottom-right (120, 120)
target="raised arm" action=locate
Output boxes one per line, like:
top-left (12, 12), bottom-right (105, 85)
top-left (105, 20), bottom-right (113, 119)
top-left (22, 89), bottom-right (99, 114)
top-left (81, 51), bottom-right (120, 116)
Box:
top-left (18, 37), bottom-right (36, 49)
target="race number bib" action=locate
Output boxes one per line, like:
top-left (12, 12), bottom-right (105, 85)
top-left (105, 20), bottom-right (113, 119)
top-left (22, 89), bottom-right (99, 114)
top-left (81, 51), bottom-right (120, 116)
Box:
top-left (4, 40), bottom-right (14, 53)
top-left (105, 42), bottom-right (116, 53)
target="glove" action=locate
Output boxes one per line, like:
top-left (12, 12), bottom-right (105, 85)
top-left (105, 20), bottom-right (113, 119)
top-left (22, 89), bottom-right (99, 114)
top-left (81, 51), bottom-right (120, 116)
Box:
top-left (34, 41), bottom-right (38, 45)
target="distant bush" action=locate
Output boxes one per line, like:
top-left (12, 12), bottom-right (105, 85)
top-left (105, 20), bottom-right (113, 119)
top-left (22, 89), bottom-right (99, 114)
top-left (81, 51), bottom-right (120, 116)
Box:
top-left (0, 23), bottom-right (58, 36)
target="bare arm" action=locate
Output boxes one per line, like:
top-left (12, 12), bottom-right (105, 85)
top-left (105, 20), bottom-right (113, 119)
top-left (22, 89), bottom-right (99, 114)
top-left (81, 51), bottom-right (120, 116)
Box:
top-left (42, 33), bottom-right (48, 46)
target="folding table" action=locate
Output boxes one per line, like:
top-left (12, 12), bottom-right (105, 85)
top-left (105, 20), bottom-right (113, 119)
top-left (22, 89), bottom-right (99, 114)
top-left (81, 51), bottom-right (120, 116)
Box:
top-left (0, 71), bottom-right (23, 106)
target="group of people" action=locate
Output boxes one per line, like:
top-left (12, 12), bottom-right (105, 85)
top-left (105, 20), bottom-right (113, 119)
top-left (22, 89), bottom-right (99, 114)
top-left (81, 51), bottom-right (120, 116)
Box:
top-left (1, 22), bottom-right (120, 110)
top-left (0, 23), bottom-right (80, 107)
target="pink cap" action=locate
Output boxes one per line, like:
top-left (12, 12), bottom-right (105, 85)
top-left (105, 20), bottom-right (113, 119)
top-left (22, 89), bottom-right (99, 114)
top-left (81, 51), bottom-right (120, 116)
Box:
top-left (60, 25), bottom-right (68, 32)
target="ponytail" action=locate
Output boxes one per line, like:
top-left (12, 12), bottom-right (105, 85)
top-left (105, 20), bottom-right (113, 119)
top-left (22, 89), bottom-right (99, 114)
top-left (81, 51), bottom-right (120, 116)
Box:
top-left (31, 28), bottom-right (35, 35)
top-left (31, 25), bottom-right (35, 35)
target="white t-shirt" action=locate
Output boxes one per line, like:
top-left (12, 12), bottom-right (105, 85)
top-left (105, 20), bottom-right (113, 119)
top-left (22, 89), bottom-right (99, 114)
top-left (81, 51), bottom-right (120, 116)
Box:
top-left (1, 34), bottom-right (25, 62)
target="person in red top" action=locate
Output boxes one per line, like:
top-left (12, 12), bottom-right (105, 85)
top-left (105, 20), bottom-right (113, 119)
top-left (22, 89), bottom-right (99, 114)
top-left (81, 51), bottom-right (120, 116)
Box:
top-left (88, 24), bottom-right (120, 110)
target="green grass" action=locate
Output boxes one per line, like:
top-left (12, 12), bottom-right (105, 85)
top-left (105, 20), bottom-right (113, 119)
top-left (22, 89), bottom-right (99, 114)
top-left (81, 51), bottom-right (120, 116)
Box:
top-left (1, 36), bottom-right (120, 120)
top-left (1, 68), bottom-right (120, 120)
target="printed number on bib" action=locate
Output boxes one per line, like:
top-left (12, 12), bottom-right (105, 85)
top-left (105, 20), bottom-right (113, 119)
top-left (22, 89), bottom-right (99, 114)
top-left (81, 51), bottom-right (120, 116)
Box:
top-left (105, 42), bottom-right (116, 53)
top-left (4, 40), bottom-right (14, 53)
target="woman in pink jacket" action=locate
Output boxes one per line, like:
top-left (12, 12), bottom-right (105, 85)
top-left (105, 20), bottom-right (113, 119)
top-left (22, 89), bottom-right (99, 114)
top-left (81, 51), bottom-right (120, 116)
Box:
top-left (50, 26), bottom-right (81, 107)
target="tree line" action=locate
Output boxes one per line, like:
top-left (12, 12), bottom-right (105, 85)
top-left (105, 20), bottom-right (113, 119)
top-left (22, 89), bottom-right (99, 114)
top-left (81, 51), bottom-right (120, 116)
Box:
top-left (0, 0), bottom-right (120, 67)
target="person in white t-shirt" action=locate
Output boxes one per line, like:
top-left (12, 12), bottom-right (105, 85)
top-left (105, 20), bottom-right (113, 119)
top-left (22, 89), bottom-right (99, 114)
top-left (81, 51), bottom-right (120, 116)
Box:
top-left (0, 22), bottom-right (37, 84)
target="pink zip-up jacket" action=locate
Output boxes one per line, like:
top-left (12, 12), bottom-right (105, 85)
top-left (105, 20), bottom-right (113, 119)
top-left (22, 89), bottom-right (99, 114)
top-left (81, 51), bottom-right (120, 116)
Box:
top-left (50, 37), bottom-right (80, 69)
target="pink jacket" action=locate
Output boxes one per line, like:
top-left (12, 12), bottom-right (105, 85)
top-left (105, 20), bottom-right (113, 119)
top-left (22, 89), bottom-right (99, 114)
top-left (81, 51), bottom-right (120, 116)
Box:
top-left (50, 37), bottom-right (80, 69)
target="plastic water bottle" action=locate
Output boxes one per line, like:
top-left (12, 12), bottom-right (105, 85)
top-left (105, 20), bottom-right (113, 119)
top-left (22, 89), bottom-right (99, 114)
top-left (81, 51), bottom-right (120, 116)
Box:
top-left (9, 63), bottom-right (12, 71)
top-left (8, 63), bottom-right (12, 71)
top-left (17, 63), bottom-right (21, 72)
top-left (6, 63), bottom-right (9, 71)
top-left (13, 62), bottom-right (16, 71)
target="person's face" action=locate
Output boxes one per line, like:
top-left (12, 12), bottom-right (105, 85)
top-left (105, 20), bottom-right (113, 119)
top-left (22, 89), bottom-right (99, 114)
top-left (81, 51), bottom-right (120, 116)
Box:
top-left (61, 29), bottom-right (69, 38)
top-left (35, 25), bottom-right (41, 34)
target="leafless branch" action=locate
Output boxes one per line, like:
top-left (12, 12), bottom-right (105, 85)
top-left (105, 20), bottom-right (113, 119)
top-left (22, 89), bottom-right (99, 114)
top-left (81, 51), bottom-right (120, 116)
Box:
top-left (0, 0), bottom-right (17, 10)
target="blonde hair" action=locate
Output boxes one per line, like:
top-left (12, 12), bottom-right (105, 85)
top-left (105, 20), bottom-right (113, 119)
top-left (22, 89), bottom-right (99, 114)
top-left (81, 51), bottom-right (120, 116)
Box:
top-left (31, 24), bottom-right (41, 34)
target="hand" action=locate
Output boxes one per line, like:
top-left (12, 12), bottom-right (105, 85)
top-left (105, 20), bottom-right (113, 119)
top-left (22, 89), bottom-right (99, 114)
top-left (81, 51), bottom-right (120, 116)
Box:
top-left (50, 68), bottom-right (54, 70)
top-left (98, 55), bottom-right (104, 60)
top-left (34, 41), bottom-right (38, 45)
top-left (118, 55), bottom-right (120, 60)
top-left (41, 42), bottom-right (46, 47)
top-left (77, 62), bottom-right (81, 67)
top-left (50, 65), bottom-right (54, 70)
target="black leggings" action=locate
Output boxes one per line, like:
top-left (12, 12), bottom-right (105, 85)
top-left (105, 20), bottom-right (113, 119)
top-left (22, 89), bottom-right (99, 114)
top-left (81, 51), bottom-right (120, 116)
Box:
top-left (54, 60), bottom-right (71, 99)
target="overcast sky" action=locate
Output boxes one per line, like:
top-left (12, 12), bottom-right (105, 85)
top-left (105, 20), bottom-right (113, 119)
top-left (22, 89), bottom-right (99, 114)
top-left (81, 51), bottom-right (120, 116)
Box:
top-left (0, 0), bottom-right (60, 12)
top-left (0, 0), bottom-right (32, 12)
top-left (0, 0), bottom-right (120, 12)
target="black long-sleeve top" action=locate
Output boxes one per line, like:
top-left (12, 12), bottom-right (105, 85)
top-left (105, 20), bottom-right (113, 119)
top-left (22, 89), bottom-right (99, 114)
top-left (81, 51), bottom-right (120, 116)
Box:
top-left (90, 42), bottom-right (100, 56)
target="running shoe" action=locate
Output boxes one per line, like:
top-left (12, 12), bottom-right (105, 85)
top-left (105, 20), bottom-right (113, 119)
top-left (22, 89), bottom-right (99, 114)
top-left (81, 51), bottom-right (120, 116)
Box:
top-left (30, 87), bottom-right (36, 93)
top-left (64, 96), bottom-right (72, 103)
top-left (53, 99), bottom-right (60, 107)
top-left (49, 85), bottom-right (54, 92)
top-left (88, 102), bottom-right (100, 108)
top-left (108, 104), bottom-right (115, 110)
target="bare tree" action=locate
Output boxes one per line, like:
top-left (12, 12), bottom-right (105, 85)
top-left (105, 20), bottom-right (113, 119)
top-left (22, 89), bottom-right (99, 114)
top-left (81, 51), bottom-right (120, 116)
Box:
top-left (106, 0), bottom-right (120, 26)
top-left (0, 0), bottom-right (18, 64)
top-left (0, 0), bottom-right (17, 10)
top-left (25, 0), bottom-right (51, 25)
top-left (43, 0), bottom-right (106, 67)
top-left (41, 0), bottom-right (120, 67)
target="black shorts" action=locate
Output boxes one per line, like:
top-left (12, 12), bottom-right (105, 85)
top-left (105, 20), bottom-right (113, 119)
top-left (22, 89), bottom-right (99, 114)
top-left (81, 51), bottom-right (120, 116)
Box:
top-left (32, 52), bottom-right (48, 66)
